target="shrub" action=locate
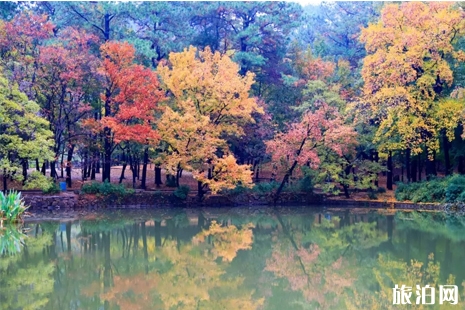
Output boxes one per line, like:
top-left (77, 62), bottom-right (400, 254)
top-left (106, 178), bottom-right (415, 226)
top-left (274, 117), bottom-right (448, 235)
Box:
top-left (0, 191), bottom-right (28, 223)
top-left (0, 224), bottom-right (27, 255)
top-left (165, 175), bottom-right (177, 187)
top-left (173, 185), bottom-right (190, 200)
top-left (445, 175), bottom-right (465, 203)
top-left (23, 171), bottom-right (59, 194)
top-left (81, 180), bottom-right (135, 202)
top-left (395, 175), bottom-right (465, 203)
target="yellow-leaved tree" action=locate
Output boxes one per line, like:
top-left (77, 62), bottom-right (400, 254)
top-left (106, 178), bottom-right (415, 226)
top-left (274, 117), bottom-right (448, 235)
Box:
top-left (157, 46), bottom-right (263, 198)
top-left (359, 2), bottom-right (465, 188)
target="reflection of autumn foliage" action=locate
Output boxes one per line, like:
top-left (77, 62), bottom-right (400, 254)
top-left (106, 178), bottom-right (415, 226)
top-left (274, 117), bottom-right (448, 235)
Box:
top-left (99, 223), bottom-right (262, 310)
top-left (265, 241), bottom-right (354, 308)
top-left (347, 253), bottom-right (459, 310)
top-left (193, 220), bottom-right (254, 262)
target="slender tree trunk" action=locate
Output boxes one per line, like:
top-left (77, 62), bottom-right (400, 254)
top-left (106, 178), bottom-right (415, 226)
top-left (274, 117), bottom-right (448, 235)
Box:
top-left (418, 152), bottom-right (422, 181)
top-left (91, 156), bottom-right (96, 180)
top-left (41, 161), bottom-right (46, 176)
top-left (103, 138), bottom-right (111, 183)
top-left (83, 152), bottom-right (88, 180)
top-left (176, 164), bottom-right (181, 188)
top-left (66, 144), bottom-right (75, 188)
top-left (137, 160), bottom-right (141, 180)
top-left (342, 164), bottom-right (352, 198)
top-left (197, 180), bottom-right (204, 200)
top-left (35, 159), bottom-right (40, 171)
top-left (373, 150), bottom-right (379, 187)
top-left (51, 160), bottom-right (57, 179)
top-left (22, 159), bottom-right (28, 184)
top-left (406, 148), bottom-right (411, 182)
top-left (442, 130), bottom-right (451, 175)
top-left (387, 151), bottom-right (393, 190)
top-left (129, 153), bottom-right (136, 189)
top-left (141, 147), bottom-right (148, 190)
top-left (60, 152), bottom-right (65, 178)
top-left (411, 156), bottom-right (417, 182)
top-left (254, 159), bottom-right (260, 182)
top-left (119, 151), bottom-right (127, 184)
top-left (155, 165), bottom-right (162, 187)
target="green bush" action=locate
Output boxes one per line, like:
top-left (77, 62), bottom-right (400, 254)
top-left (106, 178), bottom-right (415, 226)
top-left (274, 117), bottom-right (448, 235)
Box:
top-left (395, 175), bottom-right (465, 203)
top-left (445, 175), bottom-right (465, 203)
top-left (165, 175), bottom-right (177, 187)
top-left (0, 191), bottom-right (28, 223)
top-left (81, 180), bottom-right (135, 202)
top-left (173, 185), bottom-right (190, 200)
top-left (23, 171), bottom-right (59, 194)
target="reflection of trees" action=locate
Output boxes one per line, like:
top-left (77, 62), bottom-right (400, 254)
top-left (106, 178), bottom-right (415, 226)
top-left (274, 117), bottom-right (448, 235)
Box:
top-left (265, 215), bottom-right (387, 309)
top-left (96, 219), bottom-right (263, 309)
top-left (193, 220), bottom-right (254, 262)
top-left (348, 253), bottom-right (463, 310)
top-left (0, 224), bottom-right (55, 310)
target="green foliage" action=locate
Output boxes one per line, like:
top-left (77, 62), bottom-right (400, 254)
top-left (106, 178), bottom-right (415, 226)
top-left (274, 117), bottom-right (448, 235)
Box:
top-left (81, 180), bottom-right (135, 202)
top-left (173, 185), bottom-right (190, 200)
top-left (0, 191), bottom-right (28, 222)
top-left (0, 73), bottom-right (54, 188)
top-left (394, 175), bottom-right (465, 203)
top-left (165, 175), bottom-right (177, 187)
top-left (23, 171), bottom-right (58, 194)
top-left (0, 224), bottom-right (26, 256)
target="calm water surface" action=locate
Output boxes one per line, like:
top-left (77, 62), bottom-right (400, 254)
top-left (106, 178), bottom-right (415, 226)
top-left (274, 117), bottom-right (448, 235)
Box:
top-left (1, 207), bottom-right (465, 309)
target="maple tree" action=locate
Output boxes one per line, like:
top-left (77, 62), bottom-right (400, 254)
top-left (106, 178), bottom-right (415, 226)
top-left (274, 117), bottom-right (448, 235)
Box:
top-left (157, 46), bottom-right (262, 196)
top-left (34, 27), bottom-right (99, 185)
top-left (83, 41), bottom-right (164, 183)
top-left (266, 102), bottom-right (357, 201)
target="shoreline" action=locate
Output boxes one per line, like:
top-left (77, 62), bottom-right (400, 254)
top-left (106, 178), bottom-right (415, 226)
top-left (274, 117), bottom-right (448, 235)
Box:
top-left (19, 191), bottom-right (445, 219)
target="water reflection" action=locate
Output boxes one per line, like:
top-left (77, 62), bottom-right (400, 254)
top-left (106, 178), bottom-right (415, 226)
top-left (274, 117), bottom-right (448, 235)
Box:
top-left (1, 208), bottom-right (465, 309)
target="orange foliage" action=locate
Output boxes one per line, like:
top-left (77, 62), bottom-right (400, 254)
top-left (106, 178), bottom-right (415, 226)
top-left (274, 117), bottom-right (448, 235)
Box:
top-left (84, 41), bottom-right (164, 145)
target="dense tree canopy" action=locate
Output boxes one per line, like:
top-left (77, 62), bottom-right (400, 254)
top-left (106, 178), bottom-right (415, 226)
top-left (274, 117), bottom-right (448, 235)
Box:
top-left (2, 1), bottom-right (465, 199)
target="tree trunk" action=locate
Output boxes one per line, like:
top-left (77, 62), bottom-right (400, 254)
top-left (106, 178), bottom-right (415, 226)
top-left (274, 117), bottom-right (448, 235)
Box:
top-left (66, 144), bottom-right (75, 188)
top-left (373, 150), bottom-right (379, 187)
top-left (119, 151), bottom-right (127, 184)
top-left (50, 160), bottom-right (57, 179)
top-left (41, 161), bottom-right (46, 176)
top-left (254, 159), bottom-right (260, 182)
top-left (176, 164), bottom-right (181, 188)
top-left (418, 152), bottom-right (422, 181)
top-left (102, 135), bottom-right (111, 183)
top-left (91, 155), bottom-right (96, 180)
top-left (387, 151), bottom-right (393, 190)
top-left (411, 156), bottom-right (417, 183)
top-left (60, 152), bottom-right (65, 178)
top-left (22, 159), bottom-right (28, 184)
top-left (197, 180), bottom-right (204, 200)
top-left (35, 159), bottom-right (40, 171)
top-left (406, 148), bottom-right (411, 182)
top-left (155, 165), bottom-right (162, 187)
top-left (342, 164), bottom-right (352, 198)
top-left (141, 147), bottom-right (148, 190)
top-left (442, 130), bottom-right (451, 175)
top-left (129, 153), bottom-right (136, 189)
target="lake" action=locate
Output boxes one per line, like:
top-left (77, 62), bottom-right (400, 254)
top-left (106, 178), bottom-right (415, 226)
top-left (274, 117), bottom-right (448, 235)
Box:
top-left (1, 207), bottom-right (464, 309)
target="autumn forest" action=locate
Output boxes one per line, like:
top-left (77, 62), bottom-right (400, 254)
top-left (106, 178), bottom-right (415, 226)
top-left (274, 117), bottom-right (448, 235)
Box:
top-left (3, 1), bottom-right (465, 203)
